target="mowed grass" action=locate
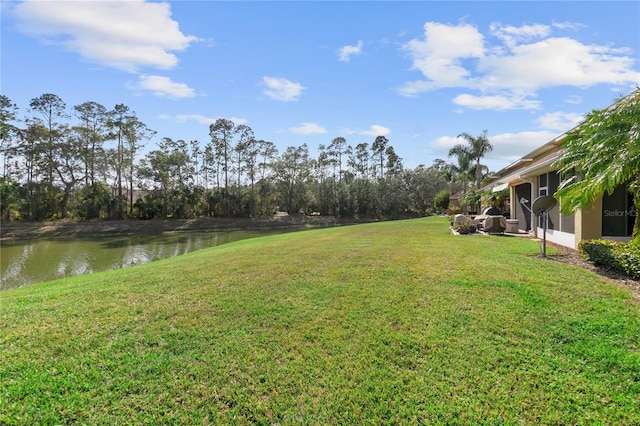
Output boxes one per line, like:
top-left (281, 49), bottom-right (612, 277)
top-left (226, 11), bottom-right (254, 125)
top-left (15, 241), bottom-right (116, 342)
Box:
top-left (1, 217), bottom-right (639, 425)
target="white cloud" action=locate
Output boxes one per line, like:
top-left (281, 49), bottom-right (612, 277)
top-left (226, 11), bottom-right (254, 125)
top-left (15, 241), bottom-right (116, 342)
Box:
top-left (431, 135), bottom-right (463, 152)
top-left (289, 123), bottom-right (327, 135)
top-left (432, 130), bottom-right (558, 169)
top-left (480, 37), bottom-right (639, 91)
top-left (564, 95), bottom-right (583, 105)
top-left (488, 131), bottom-right (559, 163)
top-left (12, 0), bottom-right (199, 72)
top-left (400, 21), bottom-right (640, 109)
top-left (397, 80), bottom-right (436, 98)
top-left (453, 93), bottom-right (541, 110)
top-left (133, 75), bottom-right (196, 99)
top-left (338, 40), bottom-right (363, 62)
top-left (262, 77), bottom-right (305, 101)
top-left (551, 21), bottom-right (586, 31)
top-left (344, 125), bottom-right (391, 137)
top-left (159, 114), bottom-right (246, 126)
top-left (400, 22), bottom-right (485, 95)
top-left (361, 125), bottom-right (391, 137)
top-left (536, 111), bottom-right (584, 131)
top-left (489, 22), bottom-right (550, 47)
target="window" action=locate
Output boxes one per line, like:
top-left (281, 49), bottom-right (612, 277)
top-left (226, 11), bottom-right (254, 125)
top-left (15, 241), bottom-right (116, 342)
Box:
top-left (602, 185), bottom-right (636, 237)
top-left (537, 172), bottom-right (557, 229)
top-left (539, 173), bottom-right (547, 189)
top-left (536, 171), bottom-right (574, 231)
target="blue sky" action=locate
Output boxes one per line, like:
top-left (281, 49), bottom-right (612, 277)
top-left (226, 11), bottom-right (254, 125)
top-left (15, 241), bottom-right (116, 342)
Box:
top-left (2, 1), bottom-right (639, 172)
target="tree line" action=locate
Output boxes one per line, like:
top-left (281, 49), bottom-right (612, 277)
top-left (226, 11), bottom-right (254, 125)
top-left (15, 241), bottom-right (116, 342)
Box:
top-left (0, 93), bottom-right (490, 222)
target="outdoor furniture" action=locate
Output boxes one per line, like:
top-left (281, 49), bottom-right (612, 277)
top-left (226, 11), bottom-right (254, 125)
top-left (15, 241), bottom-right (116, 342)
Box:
top-left (472, 207), bottom-right (502, 230)
top-left (483, 215), bottom-right (507, 234)
top-left (482, 206), bottom-right (502, 216)
top-left (453, 214), bottom-right (471, 227)
top-left (471, 215), bottom-right (489, 229)
top-left (505, 219), bottom-right (520, 234)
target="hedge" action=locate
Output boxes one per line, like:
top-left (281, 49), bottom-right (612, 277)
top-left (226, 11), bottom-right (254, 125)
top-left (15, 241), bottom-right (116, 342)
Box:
top-left (578, 239), bottom-right (640, 279)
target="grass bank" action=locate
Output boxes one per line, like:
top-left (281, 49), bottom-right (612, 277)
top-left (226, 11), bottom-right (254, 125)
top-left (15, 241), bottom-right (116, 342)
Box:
top-left (0, 215), bottom-right (356, 240)
top-left (2, 217), bottom-right (639, 424)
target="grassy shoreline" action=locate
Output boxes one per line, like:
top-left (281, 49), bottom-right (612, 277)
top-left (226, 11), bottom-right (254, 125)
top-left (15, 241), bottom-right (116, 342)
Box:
top-left (2, 217), bottom-right (639, 424)
top-left (0, 215), bottom-right (364, 240)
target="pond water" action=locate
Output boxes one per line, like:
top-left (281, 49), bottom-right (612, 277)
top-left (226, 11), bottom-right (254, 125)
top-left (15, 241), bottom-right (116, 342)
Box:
top-left (1, 229), bottom-right (295, 291)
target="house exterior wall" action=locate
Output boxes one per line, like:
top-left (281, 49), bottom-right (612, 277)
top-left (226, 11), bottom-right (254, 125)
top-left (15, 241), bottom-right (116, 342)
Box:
top-left (561, 210), bottom-right (575, 234)
top-left (487, 144), bottom-right (631, 249)
top-left (485, 91), bottom-right (638, 250)
top-left (534, 184), bottom-right (635, 249)
top-left (533, 171), bottom-right (577, 249)
top-left (495, 165), bottom-right (634, 250)
top-left (513, 183), bottom-right (532, 231)
top-left (574, 198), bottom-right (603, 245)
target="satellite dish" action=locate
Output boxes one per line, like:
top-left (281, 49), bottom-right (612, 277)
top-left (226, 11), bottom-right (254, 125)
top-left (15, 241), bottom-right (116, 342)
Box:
top-left (532, 195), bottom-right (557, 215)
top-left (531, 195), bottom-right (557, 257)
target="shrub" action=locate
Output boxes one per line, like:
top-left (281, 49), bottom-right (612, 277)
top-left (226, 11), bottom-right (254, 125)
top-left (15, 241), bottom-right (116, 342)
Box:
top-left (433, 190), bottom-right (450, 213)
top-left (579, 240), bottom-right (618, 267)
top-left (579, 239), bottom-right (640, 279)
top-left (454, 222), bottom-right (477, 234)
top-left (614, 244), bottom-right (640, 279)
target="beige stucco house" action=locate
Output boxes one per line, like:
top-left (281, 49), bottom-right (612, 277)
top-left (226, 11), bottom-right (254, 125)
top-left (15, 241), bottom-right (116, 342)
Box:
top-left (485, 109), bottom-right (636, 250)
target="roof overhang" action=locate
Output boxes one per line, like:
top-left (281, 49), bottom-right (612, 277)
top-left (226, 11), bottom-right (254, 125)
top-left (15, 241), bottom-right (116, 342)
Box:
top-left (517, 152), bottom-right (562, 178)
top-left (483, 149), bottom-right (563, 191)
top-left (491, 182), bottom-right (509, 192)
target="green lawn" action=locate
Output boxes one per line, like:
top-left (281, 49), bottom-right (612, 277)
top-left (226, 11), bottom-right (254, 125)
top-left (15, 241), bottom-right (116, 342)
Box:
top-left (1, 217), bottom-right (639, 425)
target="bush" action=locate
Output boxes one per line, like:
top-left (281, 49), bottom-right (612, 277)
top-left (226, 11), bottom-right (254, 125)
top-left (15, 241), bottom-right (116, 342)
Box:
top-left (579, 239), bottom-right (640, 279)
top-left (614, 244), bottom-right (640, 279)
top-left (433, 190), bottom-right (450, 213)
top-left (454, 222), bottom-right (477, 234)
top-left (579, 240), bottom-right (618, 266)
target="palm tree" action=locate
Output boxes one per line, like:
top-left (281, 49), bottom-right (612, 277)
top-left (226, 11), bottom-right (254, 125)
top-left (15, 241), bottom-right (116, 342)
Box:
top-left (448, 144), bottom-right (473, 214)
top-left (457, 130), bottom-right (493, 189)
top-left (556, 88), bottom-right (640, 243)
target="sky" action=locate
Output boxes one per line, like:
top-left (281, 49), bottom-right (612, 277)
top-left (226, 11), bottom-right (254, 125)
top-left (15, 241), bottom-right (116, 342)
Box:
top-left (1, 0), bottom-right (639, 173)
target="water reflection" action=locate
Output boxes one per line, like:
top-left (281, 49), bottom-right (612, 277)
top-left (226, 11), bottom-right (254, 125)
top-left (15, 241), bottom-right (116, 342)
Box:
top-left (2, 244), bottom-right (34, 287)
top-left (58, 249), bottom-right (95, 277)
top-left (1, 229), bottom-right (286, 290)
